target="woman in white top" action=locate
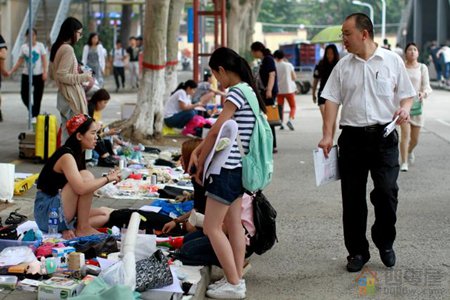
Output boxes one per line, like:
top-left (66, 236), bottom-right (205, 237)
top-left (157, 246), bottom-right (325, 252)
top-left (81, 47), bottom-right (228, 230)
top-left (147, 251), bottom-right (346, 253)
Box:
top-left (164, 80), bottom-right (206, 128)
top-left (82, 33), bottom-right (107, 87)
top-left (8, 28), bottom-right (47, 117)
top-left (400, 42), bottom-right (432, 172)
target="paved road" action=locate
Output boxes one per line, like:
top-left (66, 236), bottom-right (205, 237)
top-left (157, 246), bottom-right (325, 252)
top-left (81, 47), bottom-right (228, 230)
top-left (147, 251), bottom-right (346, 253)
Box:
top-left (0, 77), bottom-right (449, 299)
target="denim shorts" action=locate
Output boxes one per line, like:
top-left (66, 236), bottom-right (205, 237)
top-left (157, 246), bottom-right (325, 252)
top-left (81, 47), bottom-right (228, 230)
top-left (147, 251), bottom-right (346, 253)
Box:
top-left (34, 191), bottom-right (75, 232)
top-left (205, 167), bottom-right (244, 205)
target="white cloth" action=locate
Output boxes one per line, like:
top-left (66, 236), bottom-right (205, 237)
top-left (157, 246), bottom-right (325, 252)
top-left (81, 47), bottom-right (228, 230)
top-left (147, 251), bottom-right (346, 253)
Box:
top-left (82, 44), bottom-right (107, 72)
top-left (164, 89), bottom-right (191, 118)
top-left (321, 47), bottom-right (416, 127)
top-left (406, 63), bottom-right (432, 98)
top-left (19, 42), bottom-right (47, 75)
top-left (275, 60), bottom-right (296, 94)
top-left (438, 46), bottom-right (450, 63)
top-left (112, 47), bottom-right (126, 67)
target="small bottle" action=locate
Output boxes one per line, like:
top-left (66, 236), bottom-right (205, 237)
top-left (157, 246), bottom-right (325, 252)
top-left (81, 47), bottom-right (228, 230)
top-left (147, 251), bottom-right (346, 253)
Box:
top-left (48, 208), bottom-right (59, 237)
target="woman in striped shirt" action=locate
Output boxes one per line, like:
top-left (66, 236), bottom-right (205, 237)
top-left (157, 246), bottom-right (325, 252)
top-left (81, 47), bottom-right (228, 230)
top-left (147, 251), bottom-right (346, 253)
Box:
top-left (190, 47), bottom-right (266, 299)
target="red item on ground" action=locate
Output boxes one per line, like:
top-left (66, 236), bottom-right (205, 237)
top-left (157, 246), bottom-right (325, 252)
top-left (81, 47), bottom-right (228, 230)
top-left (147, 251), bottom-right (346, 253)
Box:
top-left (127, 173), bottom-right (142, 180)
top-left (85, 259), bottom-right (100, 267)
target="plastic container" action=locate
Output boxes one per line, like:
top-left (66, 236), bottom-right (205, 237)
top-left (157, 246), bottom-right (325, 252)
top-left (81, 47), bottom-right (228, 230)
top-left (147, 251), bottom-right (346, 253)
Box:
top-left (48, 208), bottom-right (59, 237)
top-left (0, 275), bottom-right (18, 290)
top-left (0, 239), bottom-right (39, 252)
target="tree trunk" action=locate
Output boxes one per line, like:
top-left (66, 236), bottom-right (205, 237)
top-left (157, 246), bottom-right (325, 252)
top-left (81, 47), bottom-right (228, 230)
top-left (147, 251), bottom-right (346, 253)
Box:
top-left (165, 0), bottom-right (186, 103)
top-left (227, 0), bottom-right (255, 53)
top-left (120, 1), bottom-right (133, 46)
top-left (124, 0), bottom-right (170, 141)
top-left (241, 0), bottom-right (263, 56)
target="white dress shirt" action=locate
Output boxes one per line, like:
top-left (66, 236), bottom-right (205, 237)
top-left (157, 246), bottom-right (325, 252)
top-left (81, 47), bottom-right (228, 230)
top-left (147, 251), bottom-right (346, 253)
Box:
top-left (321, 47), bottom-right (416, 127)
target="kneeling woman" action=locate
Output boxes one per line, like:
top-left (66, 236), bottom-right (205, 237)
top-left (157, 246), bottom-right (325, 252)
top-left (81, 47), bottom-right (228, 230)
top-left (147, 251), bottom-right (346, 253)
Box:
top-left (164, 80), bottom-right (206, 129)
top-left (34, 114), bottom-right (121, 239)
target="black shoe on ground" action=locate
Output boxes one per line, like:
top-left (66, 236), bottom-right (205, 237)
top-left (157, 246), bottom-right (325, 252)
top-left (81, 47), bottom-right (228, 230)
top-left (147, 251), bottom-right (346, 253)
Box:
top-left (379, 249), bottom-right (396, 267)
top-left (346, 254), bottom-right (370, 272)
top-left (98, 156), bottom-right (119, 167)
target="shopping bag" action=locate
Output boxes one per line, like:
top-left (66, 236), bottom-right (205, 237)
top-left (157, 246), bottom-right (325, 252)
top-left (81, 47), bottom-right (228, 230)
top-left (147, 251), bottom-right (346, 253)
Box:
top-left (0, 163), bottom-right (15, 202)
top-left (265, 105), bottom-right (282, 126)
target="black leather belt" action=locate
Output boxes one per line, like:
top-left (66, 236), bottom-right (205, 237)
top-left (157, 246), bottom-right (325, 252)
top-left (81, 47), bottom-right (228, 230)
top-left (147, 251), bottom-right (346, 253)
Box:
top-left (340, 124), bottom-right (388, 133)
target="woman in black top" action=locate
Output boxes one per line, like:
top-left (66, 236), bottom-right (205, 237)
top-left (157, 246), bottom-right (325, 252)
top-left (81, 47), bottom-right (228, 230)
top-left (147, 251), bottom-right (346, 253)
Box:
top-left (251, 41), bottom-right (279, 153)
top-left (312, 44), bottom-right (340, 124)
top-left (34, 114), bottom-right (121, 239)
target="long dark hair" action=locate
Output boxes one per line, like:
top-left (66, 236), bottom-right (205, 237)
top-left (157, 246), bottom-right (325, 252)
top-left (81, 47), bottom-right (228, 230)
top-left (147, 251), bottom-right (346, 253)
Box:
top-left (64, 116), bottom-right (94, 170)
top-left (209, 47), bottom-right (266, 113)
top-left (87, 33), bottom-right (99, 46)
top-left (171, 80), bottom-right (197, 95)
top-left (50, 17), bottom-right (83, 62)
top-left (320, 44), bottom-right (340, 69)
top-left (88, 88), bottom-right (110, 117)
top-left (251, 41), bottom-right (272, 57)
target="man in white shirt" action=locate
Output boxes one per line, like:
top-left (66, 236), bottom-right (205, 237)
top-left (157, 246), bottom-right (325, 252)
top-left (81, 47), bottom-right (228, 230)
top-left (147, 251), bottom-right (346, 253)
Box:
top-left (318, 13), bottom-right (416, 273)
top-left (274, 50), bottom-right (297, 130)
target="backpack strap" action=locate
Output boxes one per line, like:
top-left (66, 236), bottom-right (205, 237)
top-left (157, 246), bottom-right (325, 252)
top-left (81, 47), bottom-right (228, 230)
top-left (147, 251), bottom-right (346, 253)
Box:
top-left (233, 83), bottom-right (259, 158)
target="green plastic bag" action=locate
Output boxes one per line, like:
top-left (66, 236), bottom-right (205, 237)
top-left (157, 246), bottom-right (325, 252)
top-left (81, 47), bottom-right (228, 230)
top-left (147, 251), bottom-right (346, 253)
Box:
top-left (410, 96), bottom-right (422, 116)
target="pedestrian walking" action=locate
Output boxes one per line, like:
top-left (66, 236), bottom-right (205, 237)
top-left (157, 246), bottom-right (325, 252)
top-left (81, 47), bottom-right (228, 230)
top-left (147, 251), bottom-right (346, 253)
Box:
top-left (8, 28), bottom-right (47, 118)
top-left (400, 42), bottom-right (432, 172)
top-left (312, 44), bottom-right (340, 132)
top-left (437, 44), bottom-right (450, 86)
top-left (190, 47), bottom-right (265, 299)
top-left (111, 40), bottom-right (127, 92)
top-left (318, 13), bottom-right (416, 273)
top-left (273, 49), bottom-right (296, 130)
top-left (49, 17), bottom-right (92, 142)
top-left (0, 34), bottom-right (8, 122)
top-left (82, 33), bottom-right (107, 87)
top-left (250, 41), bottom-right (278, 153)
top-left (127, 37), bottom-right (140, 89)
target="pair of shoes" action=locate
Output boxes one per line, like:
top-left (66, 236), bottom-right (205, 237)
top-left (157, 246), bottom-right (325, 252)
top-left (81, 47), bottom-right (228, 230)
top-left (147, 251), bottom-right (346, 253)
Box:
top-left (346, 254), bottom-right (370, 272)
top-left (408, 152), bottom-right (415, 165)
top-left (5, 209), bottom-right (28, 225)
top-left (400, 163), bottom-right (408, 172)
top-left (279, 124), bottom-right (285, 130)
top-left (98, 156), bottom-right (119, 167)
top-left (206, 280), bottom-right (246, 299)
top-left (286, 120), bottom-right (294, 130)
top-left (379, 249), bottom-right (396, 267)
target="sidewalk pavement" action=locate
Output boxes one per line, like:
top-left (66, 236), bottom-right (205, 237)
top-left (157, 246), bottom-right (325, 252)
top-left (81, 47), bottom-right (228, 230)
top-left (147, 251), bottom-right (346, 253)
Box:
top-left (0, 75), bottom-right (450, 299)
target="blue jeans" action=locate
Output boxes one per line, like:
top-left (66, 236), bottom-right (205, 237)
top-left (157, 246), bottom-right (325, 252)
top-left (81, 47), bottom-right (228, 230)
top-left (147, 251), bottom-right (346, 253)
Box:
top-left (164, 110), bottom-right (195, 128)
top-left (34, 191), bottom-right (75, 232)
top-left (178, 231), bottom-right (220, 266)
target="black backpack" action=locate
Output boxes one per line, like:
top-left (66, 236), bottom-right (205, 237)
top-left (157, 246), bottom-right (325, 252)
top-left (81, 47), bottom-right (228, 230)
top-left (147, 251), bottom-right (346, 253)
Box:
top-left (249, 192), bottom-right (278, 255)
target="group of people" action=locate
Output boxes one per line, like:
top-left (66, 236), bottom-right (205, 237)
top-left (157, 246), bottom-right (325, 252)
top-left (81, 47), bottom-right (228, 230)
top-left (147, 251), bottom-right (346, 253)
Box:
top-left (429, 41), bottom-right (450, 86)
top-left (0, 11), bottom-right (438, 300)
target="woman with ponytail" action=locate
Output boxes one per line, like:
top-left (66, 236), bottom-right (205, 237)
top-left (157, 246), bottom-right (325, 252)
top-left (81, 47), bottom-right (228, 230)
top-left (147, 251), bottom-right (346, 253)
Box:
top-left (189, 47), bottom-right (265, 299)
top-left (251, 41), bottom-right (279, 153)
top-left (164, 79), bottom-right (206, 128)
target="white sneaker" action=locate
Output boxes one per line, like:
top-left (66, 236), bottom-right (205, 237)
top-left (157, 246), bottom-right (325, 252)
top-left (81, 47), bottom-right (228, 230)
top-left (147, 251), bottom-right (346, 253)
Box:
top-left (206, 281), bottom-right (246, 299)
top-left (286, 120), bottom-right (294, 131)
top-left (400, 163), bottom-right (408, 172)
top-left (208, 278), bottom-right (245, 291)
top-left (408, 152), bottom-right (415, 165)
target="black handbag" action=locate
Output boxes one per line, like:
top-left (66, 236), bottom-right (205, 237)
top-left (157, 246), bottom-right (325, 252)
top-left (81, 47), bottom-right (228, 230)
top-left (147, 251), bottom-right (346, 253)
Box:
top-left (135, 249), bottom-right (173, 292)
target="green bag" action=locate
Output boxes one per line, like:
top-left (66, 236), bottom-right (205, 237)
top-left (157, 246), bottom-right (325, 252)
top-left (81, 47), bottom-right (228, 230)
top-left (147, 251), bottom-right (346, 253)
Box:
top-left (410, 96), bottom-right (422, 116)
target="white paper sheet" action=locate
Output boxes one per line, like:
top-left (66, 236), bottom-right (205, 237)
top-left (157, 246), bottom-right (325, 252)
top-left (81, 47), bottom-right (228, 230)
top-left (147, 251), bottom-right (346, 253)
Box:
top-left (313, 146), bottom-right (340, 186)
top-left (138, 205), bottom-right (162, 213)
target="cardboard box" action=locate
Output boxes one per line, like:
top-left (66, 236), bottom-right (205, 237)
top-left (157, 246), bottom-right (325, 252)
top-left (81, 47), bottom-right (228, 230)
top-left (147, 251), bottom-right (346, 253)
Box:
top-left (52, 246), bottom-right (75, 269)
top-left (38, 277), bottom-right (83, 300)
top-left (18, 131), bottom-right (36, 159)
top-left (14, 173), bottom-right (39, 196)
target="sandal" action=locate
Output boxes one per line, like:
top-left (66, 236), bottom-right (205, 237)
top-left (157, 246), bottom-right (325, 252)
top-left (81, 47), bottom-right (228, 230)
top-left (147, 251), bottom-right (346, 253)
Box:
top-left (5, 209), bottom-right (28, 225)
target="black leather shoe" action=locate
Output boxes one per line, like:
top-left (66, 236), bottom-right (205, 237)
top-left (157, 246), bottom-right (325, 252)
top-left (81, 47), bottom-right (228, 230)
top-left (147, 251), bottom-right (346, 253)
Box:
top-left (380, 249), bottom-right (396, 267)
top-left (98, 156), bottom-right (119, 167)
top-left (346, 254), bottom-right (370, 272)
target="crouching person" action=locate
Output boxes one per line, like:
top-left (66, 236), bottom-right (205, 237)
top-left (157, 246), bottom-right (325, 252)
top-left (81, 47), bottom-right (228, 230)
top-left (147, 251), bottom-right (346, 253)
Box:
top-left (34, 114), bottom-right (121, 239)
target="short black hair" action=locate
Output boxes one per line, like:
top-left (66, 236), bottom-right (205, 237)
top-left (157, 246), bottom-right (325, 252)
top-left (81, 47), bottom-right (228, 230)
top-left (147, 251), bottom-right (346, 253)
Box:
top-left (273, 50), bottom-right (285, 59)
top-left (345, 13), bottom-right (374, 40)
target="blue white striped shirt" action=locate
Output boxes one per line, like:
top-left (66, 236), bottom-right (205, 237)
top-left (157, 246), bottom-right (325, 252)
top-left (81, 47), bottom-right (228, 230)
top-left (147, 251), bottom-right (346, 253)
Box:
top-left (223, 82), bottom-right (256, 169)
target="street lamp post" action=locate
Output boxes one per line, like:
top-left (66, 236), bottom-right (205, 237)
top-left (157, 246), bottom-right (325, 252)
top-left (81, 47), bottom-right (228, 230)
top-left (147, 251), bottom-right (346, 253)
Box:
top-left (381, 0), bottom-right (386, 41)
top-left (352, 0), bottom-right (374, 25)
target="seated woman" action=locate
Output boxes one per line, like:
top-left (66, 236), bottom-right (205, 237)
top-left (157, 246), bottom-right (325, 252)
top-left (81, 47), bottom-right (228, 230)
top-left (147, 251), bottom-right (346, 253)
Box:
top-left (34, 114), bottom-right (121, 239)
top-left (164, 80), bottom-right (207, 129)
top-left (88, 88), bottom-right (122, 167)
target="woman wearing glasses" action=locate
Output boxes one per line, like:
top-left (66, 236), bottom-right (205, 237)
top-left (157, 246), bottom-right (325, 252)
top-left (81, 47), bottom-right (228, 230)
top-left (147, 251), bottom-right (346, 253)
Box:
top-left (34, 114), bottom-right (121, 239)
top-left (49, 17), bottom-right (93, 142)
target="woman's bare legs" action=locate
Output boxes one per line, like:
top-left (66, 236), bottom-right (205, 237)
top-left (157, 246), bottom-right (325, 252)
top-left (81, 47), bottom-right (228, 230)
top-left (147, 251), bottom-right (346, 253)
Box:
top-left (224, 197), bottom-right (245, 278)
top-left (89, 207), bottom-right (114, 228)
top-left (408, 125), bottom-right (421, 155)
top-left (203, 197), bottom-right (243, 285)
top-left (400, 122), bottom-right (411, 164)
top-left (61, 170), bottom-right (100, 237)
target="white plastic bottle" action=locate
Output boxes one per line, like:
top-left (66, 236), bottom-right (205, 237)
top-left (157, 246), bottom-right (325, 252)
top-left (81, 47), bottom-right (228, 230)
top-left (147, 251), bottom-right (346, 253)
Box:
top-left (48, 208), bottom-right (59, 237)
